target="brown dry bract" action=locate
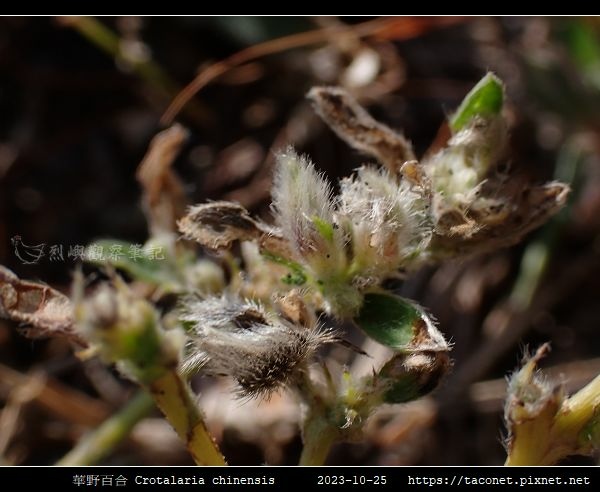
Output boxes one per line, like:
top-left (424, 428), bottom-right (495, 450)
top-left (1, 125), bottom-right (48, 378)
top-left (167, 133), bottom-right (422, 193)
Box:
top-left (308, 86), bottom-right (415, 174)
top-left (136, 124), bottom-right (189, 235)
top-left (431, 182), bottom-right (570, 258)
top-left (0, 265), bottom-right (82, 345)
top-left (274, 290), bottom-right (316, 328)
top-left (178, 201), bottom-right (292, 258)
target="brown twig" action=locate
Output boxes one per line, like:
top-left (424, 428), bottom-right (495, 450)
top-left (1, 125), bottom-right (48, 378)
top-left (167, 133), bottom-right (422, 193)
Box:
top-left (161, 17), bottom-right (468, 125)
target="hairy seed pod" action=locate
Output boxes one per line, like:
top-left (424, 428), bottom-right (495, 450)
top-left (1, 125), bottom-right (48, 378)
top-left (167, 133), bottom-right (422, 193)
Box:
top-left (180, 295), bottom-right (335, 398)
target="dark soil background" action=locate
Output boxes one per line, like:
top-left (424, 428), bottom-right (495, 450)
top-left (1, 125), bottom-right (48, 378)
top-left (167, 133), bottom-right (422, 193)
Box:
top-left (1, 16), bottom-right (599, 466)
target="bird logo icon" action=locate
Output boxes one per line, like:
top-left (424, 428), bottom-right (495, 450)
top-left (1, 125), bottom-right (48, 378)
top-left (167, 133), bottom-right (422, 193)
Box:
top-left (11, 235), bottom-right (46, 264)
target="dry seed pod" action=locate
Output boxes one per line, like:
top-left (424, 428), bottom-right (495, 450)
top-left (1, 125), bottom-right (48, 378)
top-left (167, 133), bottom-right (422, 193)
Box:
top-left (430, 181), bottom-right (570, 259)
top-left (0, 265), bottom-right (80, 344)
top-left (178, 201), bottom-right (264, 250)
top-left (180, 295), bottom-right (336, 398)
top-left (178, 201), bottom-right (291, 258)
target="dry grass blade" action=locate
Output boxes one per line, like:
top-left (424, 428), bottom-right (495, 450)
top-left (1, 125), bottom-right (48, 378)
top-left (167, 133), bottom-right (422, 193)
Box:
top-left (0, 266), bottom-right (81, 344)
top-left (136, 124), bottom-right (189, 235)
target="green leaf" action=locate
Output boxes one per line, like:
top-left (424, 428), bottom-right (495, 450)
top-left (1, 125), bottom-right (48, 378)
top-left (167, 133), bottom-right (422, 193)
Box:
top-left (261, 250), bottom-right (307, 285)
top-left (355, 293), bottom-right (429, 351)
top-left (450, 73), bottom-right (504, 133)
top-left (311, 215), bottom-right (335, 242)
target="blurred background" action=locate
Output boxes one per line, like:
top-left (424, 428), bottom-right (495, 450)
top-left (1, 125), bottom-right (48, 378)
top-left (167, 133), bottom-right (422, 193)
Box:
top-left (1, 16), bottom-right (600, 465)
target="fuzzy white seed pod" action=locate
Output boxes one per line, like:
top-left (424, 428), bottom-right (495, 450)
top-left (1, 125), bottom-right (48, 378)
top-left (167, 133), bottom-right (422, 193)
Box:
top-left (180, 295), bottom-right (335, 398)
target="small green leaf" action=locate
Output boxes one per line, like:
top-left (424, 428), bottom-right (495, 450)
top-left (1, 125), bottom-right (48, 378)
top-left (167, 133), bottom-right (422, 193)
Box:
top-left (450, 73), bottom-right (504, 133)
top-left (311, 215), bottom-right (335, 242)
top-left (261, 250), bottom-right (307, 285)
top-left (355, 293), bottom-right (425, 350)
top-left (282, 272), bottom-right (307, 286)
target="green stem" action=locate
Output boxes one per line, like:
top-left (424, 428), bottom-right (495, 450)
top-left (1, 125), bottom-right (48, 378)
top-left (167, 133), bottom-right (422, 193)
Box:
top-left (63, 17), bottom-right (178, 100)
top-left (297, 370), bottom-right (339, 466)
top-left (556, 375), bottom-right (600, 435)
top-left (148, 369), bottom-right (227, 466)
top-left (56, 390), bottom-right (153, 466)
top-left (506, 375), bottom-right (600, 466)
top-left (63, 16), bottom-right (120, 55)
top-left (63, 17), bottom-right (212, 126)
top-left (299, 418), bottom-right (337, 466)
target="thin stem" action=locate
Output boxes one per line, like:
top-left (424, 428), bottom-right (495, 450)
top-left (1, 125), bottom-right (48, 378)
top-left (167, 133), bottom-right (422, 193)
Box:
top-left (59, 17), bottom-right (211, 126)
top-left (61, 16), bottom-right (175, 97)
top-left (148, 369), bottom-right (227, 466)
top-left (56, 390), bottom-right (153, 466)
top-left (296, 370), bottom-right (338, 466)
top-left (299, 417), bottom-right (337, 466)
